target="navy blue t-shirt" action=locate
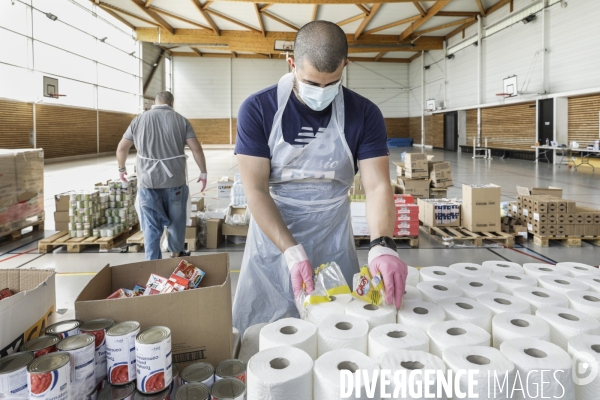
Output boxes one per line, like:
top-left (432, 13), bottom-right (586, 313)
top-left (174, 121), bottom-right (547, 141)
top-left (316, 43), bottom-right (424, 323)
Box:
top-left (235, 85), bottom-right (388, 172)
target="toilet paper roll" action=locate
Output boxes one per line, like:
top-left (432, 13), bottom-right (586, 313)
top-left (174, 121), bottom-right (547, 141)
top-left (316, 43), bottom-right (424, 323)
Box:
top-left (454, 277), bottom-right (499, 299)
top-left (313, 349), bottom-right (380, 400)
top-left (477, 292), bottom-right (532, 316)
top-left (490, 272), bottom-right (537, 294)
top-left (407, 266), bottom-right (420, 287)
top-left (556, 262), bottom-right (600, 277)
top-left (397, 301), bottom-right (446, 334)
top-left (259, 318), bottom-right (318, 360)
top-left (317, 314), bottom-right (369, 356)
top-left (416, 281), bottom-right (463, 304)
top-left (345, 301), bottom-right (397, 330)
top-left (378, 349), bottom-right (447, 400)
top-left (523, 263), bottom-right (569, 279)
top-left (535, 306), bottom-right (600, 350)
top-left (239, 323), bottom-right (268, 363)
top-left (575, 274), bottom-right (600, 293)
top-left (306, 294), bottom-right (352, 327)
top-left (566, 291), bottom-right (600, 320)
top-left (492, 312), bottom-right (550, 349)
top-left (449, 263), bottom-right (492, 278)
top-left (403, 285), bottom-right (423, 303)
top-left (438, 296), bottom-right (493, 333)
top-left (368, 324), bottom-right (429, 359)
top-left (567, 334), bottom-right (600, 400)
top-left (419, 266), bottom-right (461, 282)
top-left (512, 286), bottom-right (569, 313)
top-left (500, 338), bottom-right (574, 400)
top-left (443, 345), bottom-right (514, 400)
top-left (427, 320), bottom-right (491, 358)
top-left (482, 260), bottom-right (524, 275)
top-left (538, 274), bottom-right (590, 295)
top-left (247, 345), bottom-right (313, 400)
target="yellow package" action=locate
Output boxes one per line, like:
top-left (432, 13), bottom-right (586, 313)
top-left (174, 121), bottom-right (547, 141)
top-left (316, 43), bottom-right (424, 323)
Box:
top-left (352, 266), bottom-right (384, 305)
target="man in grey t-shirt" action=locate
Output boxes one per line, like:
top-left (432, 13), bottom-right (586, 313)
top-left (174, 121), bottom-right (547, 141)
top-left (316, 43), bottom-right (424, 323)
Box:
top-left (116, 91), bottom-right (207, 260)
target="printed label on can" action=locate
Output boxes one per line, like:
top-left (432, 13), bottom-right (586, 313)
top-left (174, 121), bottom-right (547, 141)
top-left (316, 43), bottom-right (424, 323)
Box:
top-left (58, 328), bottom-right (81, 339)
top-left (28, 362), bottom-right (70, 399)
top-left (88, 329), bottom-right (108, 384)
top-left (106, 329), bottom-right (139, 385)
top-left (136, 338), bottom-right (172, 394)
top-left (0, 366), bottom-right (29, 396)
top-left (33, 345), bottom-right (58, 359)
top-left (61, 343), bottom-right (96, 398)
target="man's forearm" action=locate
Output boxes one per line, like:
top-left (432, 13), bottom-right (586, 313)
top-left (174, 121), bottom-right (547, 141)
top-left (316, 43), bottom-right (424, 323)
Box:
top-left (246, 188), bottom-right (297, 252)
top-left (191, 148), bottom-right (207, 174)
top-left (366, 183), bottom-right (395, 240)
top-left (116, 148), bottom-right (128, 169)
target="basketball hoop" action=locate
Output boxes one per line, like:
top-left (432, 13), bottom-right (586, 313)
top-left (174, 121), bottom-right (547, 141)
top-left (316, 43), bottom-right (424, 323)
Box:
top-left (496, 93), bottom-right (512, 105)
top-left (48, 94), bottom-right (66, 99)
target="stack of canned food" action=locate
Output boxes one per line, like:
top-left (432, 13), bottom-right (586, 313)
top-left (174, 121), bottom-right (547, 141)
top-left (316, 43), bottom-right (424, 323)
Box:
top-left (0, 318), bottom-right (247, 400)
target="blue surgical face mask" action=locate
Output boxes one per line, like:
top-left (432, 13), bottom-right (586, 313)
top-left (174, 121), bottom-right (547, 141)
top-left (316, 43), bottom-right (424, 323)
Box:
top-left (295, 72), bottom-right (341, 111)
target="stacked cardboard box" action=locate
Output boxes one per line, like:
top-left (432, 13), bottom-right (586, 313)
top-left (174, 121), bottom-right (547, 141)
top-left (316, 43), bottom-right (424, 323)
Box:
top-left (418, 198), bottom-right (461, 227)
top-left (461, 184), bottom-right (501, 232)
top-left (394, 154), bottom-right (431, 200)
top-left (351, 194), bottom-right (418, 237)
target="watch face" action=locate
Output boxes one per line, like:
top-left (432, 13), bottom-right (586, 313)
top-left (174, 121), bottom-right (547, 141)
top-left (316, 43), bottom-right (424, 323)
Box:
top-left (384, 236), bottom-right (397, 250)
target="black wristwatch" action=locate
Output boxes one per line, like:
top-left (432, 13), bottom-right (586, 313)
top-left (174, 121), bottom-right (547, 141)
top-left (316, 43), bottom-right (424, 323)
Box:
top-left (368, 236), bottom-right (397, 251)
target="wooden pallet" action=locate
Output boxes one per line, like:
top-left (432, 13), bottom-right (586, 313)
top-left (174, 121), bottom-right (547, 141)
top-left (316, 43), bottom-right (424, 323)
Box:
top-left (126, 231), bottom-right (199, 252)
top-left (354, 236), bottom-right (419, 248)
top-left (531, 234), bottom-right (600, 247)
top-left (0, 214), bottom-right (45, 244)
top-left (422, 225), bottom-right (516, 248)
top-left (38, 223), bottom-right (140, 253)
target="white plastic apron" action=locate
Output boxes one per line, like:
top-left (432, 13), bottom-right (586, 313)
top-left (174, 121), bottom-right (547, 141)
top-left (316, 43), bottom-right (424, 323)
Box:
top-left (232, 73), bottom-right (359, 334)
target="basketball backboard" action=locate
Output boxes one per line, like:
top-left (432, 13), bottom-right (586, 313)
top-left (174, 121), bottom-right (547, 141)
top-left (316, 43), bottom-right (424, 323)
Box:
top-left (426, 99), bottom-right (436, 111)
top-left (274, 40), bottom-right (294, 51)
top-left (503, 75), bottom-right (518, 97)
top-left (43, 76), bottom-right (59, 98)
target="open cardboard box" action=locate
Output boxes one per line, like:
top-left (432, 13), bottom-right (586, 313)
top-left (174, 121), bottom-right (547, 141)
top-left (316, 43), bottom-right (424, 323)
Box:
top-left (75, 254), bottom-right (232, 368)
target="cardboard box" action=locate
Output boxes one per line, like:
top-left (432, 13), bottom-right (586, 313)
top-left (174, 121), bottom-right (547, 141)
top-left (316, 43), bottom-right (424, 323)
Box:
top-left (217, 178), bottom-right (233, 198)
top-left (462, 184), bottom-right (501, 208)
top-left (54, 191), bottom-right (74, 212)
top-left (206, 219), bottom-right (224, 249)
top-left (429, 188), bottom-right (448, 199)
top-left (404, 170), bottom-right (428, 180)
top-left (352, 216), bottom-right (370, 236)
top-left (527, 221), bottom-right (550, 236)
top-left (393, 162), bottom-right (404, 177)
top-left (555, 225), bottom-right (568, 237)
top-left (394, 194), bottom-right (414, 204)
top-left (225, 205), bottom-right (249, 226)
top-left (404, 153), bottom-right (428, 172)
top-left (75, 254), bottom-right (232, 369)
top-left (186, 225), bottom-right (198, 240)
top-left (393, 221), bottom-right (420, 236)
top-left (55, 222), bottom-right (69, 232)
top-left (54, 211), bottom-right (70, 223)
top-left (227, 235), bottom-right (246, 245)
top-left (531, 187), bottom-right (563, 198)
top-left (351, 202), bottom-right (366, 217)
top-left (397, 178), bottom-right (431, 199)
top-left (222, 223), bottom-right (249, 237)
top-left (395, 204), bottom-right (419, 221)
top-left (0, 269), bottom-right (56, 357)
top-left (190, 197), bottom-right (205, 213)
top-left (462, 204), bottom-right (501, 232)
top-left (418, 198), bottom-right (461, 227)
top-left (429, 162), bottom-right (453, 188)
top-left (0, 153), bottom-right (17, 207)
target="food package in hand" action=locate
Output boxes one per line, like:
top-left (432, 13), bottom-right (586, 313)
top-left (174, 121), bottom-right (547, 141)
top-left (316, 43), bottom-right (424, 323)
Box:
top-left (352, 266), bottom-right (384, 305)
top-left (0, 288), bottom-right (13, 300)
top-left (162, 274), bottom-right (190, 293)
top-left (107, 288), bottom-right (134, 300)
top-left (132, 284), bottom-right (145, 296)
top-left (172, 260), bottom-right (206, 289)
top-left (143, 274), bottom-right (169, 295)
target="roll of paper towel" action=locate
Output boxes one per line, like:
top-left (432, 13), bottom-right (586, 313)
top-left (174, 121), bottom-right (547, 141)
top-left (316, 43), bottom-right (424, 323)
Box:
top-left (523, 263), bottom-right (569, 279)
top-left (538, 274), bottom-right (590, 295)
top-left (345, 301), bottom-right (396, 330)
top-left (307, 294), bottom-right (352, 326)
top-left (455, 277), bottom-right (499, 299)
top-left (438, 296), bottom-right (493, 333)
top-left (555, 262), bottom-right (600, 277)
top-left (500, 338), bottom-right (574, 400)
top-left (535, 306), bottom-right (600, 350)
top-left (313, 349), bottom-right (380, 400)
top-left (490, 272), bottom-right (537, 294)
top-left (419, 266), bottom-right (461, 282)
top-left (482, 260), bottom-right (524, 275)
top-left (443, 345), bottom-right (515, 400)
top-left (427, 320), bottom-right (491, 358)
top-left (317, 314), bottom-right (369, 356)
top-left (407, 266), bottom-right (420, 287)
top-left (567, 334), bottom-right (600, 400)
top-left (491, 312), bottom-right (550, 349)
top-left (566, 291), bottom-right (600, 320)
top-left (403, 285), bottom-right (423, 303)
top-left (397, 301), bottom-right (446, 333)
top-left (477, 292), bottom-right (532, 316)
top-left (417, 281), bottom-right (463, 303)
top-left (575, 275), bottom-right (600, 293)
top-left (378, 349), bottom-right (447, 400)
top-left (368, 324), bottom-right (429, 359)
top-left (512, 286), bottom-right (568, 313)
top-left (259, 318), bottom-right (318, 360)
top-left (247, 345), bottom-right (313, 400)
top-left (449, 263), bottom-right (492, 278)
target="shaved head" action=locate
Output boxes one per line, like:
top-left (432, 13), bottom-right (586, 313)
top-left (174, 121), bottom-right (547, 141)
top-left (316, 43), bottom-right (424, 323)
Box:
top-left (294, 21), bottom-right (348, 73)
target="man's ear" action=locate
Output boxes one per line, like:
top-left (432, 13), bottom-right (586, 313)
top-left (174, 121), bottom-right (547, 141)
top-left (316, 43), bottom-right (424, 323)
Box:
top-left (287, 57), bottom-right (295, 71)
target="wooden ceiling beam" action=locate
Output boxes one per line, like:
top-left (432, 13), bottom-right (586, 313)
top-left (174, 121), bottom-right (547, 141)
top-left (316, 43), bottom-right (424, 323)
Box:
top-left (149, 6), bottom-right (212, 30)
top-left (261, 11), bottom-right (300, 31)
top-left (312, 5), bottom-right (318, 21)
top-left (202, 1), bottom-right (213, 8)
top-left (354, 4), bottom-right (370, 14)
top-left (209, 0), bottom-right (460, 3)
top-left (412, 16), bottom-right (475, 35)
top-left (337, 13), bottom-right (366, 27)
top-left (436, 11), bottom-right (480, 17)
top-left (144, 0), bottom-right (153, 7)
top-left (444, 19), bottom-right (477, 40)
top-left (399, 0), bottom-right (451, 41)
top-left (354, 3), bottom-right (381, 39)
top-left (232, 51), bottom-right (237, 57)
top-left (206, 8), bottom-right (262, 33)
top-left (259, 4), bottom-right (274, 11)
top-left (349, 56), bottom-right (410, 63)
top-left (253, 4), bottom-right (266, 36)
top-left (173, 51), bottom-right (271, 59)
top-left (143, 48), bottom-right (165, 94)
top-left (96, 5), bottom-right (136, 29)
top-left (475, 0), bottom-right (486, 16)
top-left (362, 14), bottom-right (420, 35)
top-left (130, 0), bottom-right (174, 34)
top-left (413, 2), bottom-right (427, 17)
top-left (191, 47), bottom-right (203, 56)
top-left (190, 0), bottom-right (220, 35)
top-left (98, 3), bottom-right (159, 26)
top-left (374, 51), bottom-right (386, 61)
top-left (485, 0), bottom-right (511, 15)
top-left (408, 52), bottom-right (421, 61)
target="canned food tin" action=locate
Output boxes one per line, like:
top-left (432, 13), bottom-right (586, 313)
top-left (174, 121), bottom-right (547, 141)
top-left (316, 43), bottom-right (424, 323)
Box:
top-left (132, 388), bottom-right (170, 399)
top-left (135, 327), bottom-right (172, 394)
top-left (0, 351), bottom-right (34, 397)
top-left (81, 318), bottom-right (114, 385)
top-left (174, 383), bottom-right (210, 400)
top-left (20, 335), bottom-right (60, 358)
top-left (57, 333), bottom-right (96, 397)
top-left (169, 363), bottom-right (180, 396)
top-left (98, 382), bottom-right (136, 400)
top-left (181, 362), bottom-right (214, 387)
top-left (106, 321), bottom-right (140, 385)
top-left (211, 378), bottom-right (246, 400)
top-left (46, 319), bottom-right (81, 339)
top-left (86, 386), bottom-right (99, 400)
top-left (215, 360), bottom-right (246, 383)
top-left (27, 352), bottom-right (71, 399)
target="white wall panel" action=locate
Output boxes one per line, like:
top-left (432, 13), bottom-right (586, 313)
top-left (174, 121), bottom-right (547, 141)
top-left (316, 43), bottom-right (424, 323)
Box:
top-left (0, 64), bottom-right (32, 103)
top-left (232, 58), bottom-right (288, 117)
top-left (408, 56), bottom-right (423, 117)
top-left (0, 0), bottom-right (28, 35)
top-left (0, 29), bottom-right (28, 68)
top-left (32, 11), bottom-right (96, 61)
top-left (446, 44), bottom-right (477, 109)
top-left (34, 41), bottom-right (95, 84)
top-left (98, 87), bottom-right (138, 114)
top-left (98, 64), bottom-right (138, 94)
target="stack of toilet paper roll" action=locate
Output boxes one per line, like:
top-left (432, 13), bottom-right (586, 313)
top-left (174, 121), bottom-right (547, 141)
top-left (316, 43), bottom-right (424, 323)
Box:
top-left (427, 320), bottom-right (490, 358)
top-left (403, 285), bottom-right (423, 303)
top-left (449, 263), bottom-right (492, 278)
top-left (556, 262), bottom-right (600, 277)
top-left (576, 275), bottom-right (600, 293)
top-left (239, 323), bottom-right (268, 363)
top-left (490, 272), bottom-right (537, 294)
top-left (500, 338), bottom-right (574, 400)
top-left (419, 266), bottom-right (461, 282)
top-left (407, 266), bottom-right (420, 287)
top-left (438, 296), bottom-right (493, 333)
top-left (491, 312), bottom-right (550, 348)
top-left (306, 294), bottom-right (353, 326)
top-left (512, 286), bottom-right (568, 313)
top-left (378, 350), bottom-right (447, 400)
top-left (397, 301), bottom-right (446, 333)
top-left (538, 274), bottom-right (590, 295)
top-left (568, 334), bottom-right (600, 400)
top-left (523, 263), bottom-right (569, 279)
top-left (477, 292), bottom-right (532, 315)
top-left (345, 301), bottom-right (396, 330)
top-left (247, 346), bottom-right (313, 400)
top-left (259, 318), bottom-right (318, 360)
top-left (482, 260), bottom-right (524, 275)
top-left (317, 314), bottom-right (369, 356)
top-left (535, 306), bottom-right (600, 350)
top-left (566, 291), bottom-right (600, 320)
top-left (417, 281), bottom-right (463, 303)
top-left (454, 277), bottom-right (499, 299)
top-left (367, 324), bottom-right (429, 359)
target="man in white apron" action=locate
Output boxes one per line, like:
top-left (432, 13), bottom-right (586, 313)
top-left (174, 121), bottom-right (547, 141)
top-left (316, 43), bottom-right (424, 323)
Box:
top-left (116, 91), bottom-right (207, 260)
top-left (233, 22), bottom-right (408, 334)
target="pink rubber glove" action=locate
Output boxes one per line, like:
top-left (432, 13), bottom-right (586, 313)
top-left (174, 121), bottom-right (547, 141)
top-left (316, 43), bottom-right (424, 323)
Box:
top-left (284, 244), bottom-right (315, 297)
top-left (368, 246), bottom-right (408, 309)
top-left (197, 172), bottom-right (207, 192)
top-left (119, 171), bottom-right (128, 182)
